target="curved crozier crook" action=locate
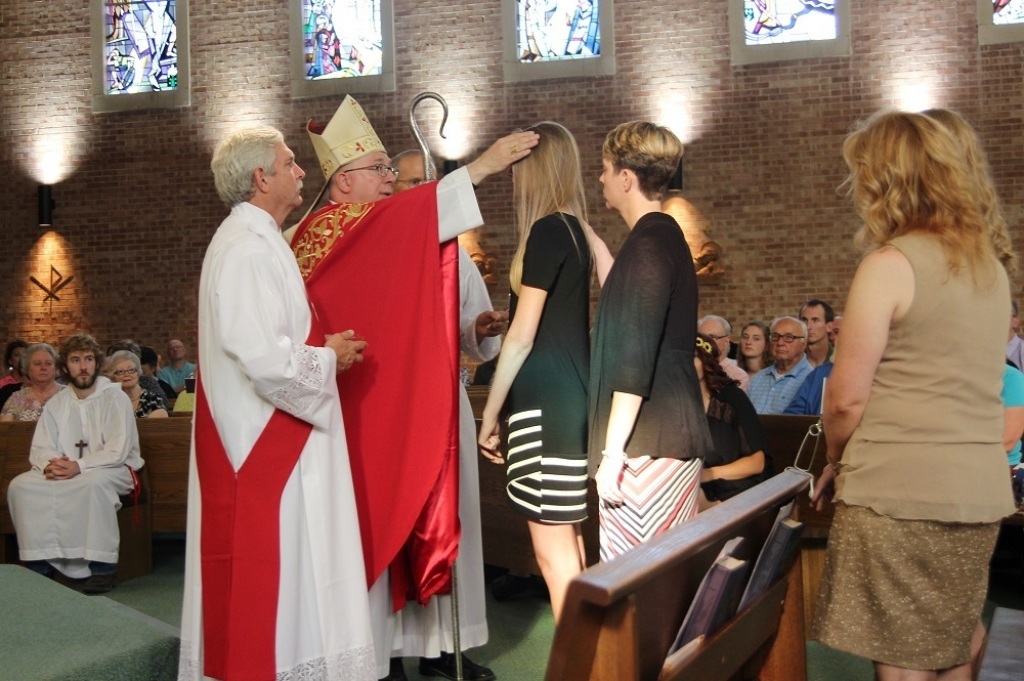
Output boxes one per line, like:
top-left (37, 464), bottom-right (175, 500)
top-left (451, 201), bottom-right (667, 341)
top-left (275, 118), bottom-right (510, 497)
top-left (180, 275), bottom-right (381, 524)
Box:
top-left (409, 92), bottom-right (449, 182)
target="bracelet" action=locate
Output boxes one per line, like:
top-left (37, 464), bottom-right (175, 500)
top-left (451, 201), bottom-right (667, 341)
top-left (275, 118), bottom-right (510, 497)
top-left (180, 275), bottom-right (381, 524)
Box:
top-left (601, 449), bottom-right (627, 462)
top-left (826, 458), bottom-right (842, 473)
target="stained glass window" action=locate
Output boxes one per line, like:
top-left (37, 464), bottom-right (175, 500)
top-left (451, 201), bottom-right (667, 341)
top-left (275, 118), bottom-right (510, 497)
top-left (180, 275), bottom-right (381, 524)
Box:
top-left (92, 0), bottom-right (189, 111)
top-left (302, 0), bottom-right (383, 80)
top-left (979, 0), bottom-right (1024, 44)
top-left (291, 0), bottom-right (394, 96)
top-left (742, 0), bottom-right (837, 45)
top-left (502, 0), bottom-right (614, 82)
top-left (994, 0), bottom-right (1024, 26)
top-left (102, 1), bottom-right (180, 94)
top-left (515, 0), bottom-right (601, 64)
top-left (730, 0), bottom-right (848, 65)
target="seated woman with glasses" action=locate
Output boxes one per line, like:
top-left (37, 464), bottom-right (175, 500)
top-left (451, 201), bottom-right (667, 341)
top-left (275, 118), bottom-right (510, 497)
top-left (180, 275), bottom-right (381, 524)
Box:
top-left (695, 333), bottom-right (772, 508)
top-left (106, 350), bottom-right (168, 418)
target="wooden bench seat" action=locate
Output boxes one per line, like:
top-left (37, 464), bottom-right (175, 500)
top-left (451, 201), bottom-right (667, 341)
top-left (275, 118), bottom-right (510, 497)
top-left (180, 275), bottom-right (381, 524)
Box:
top-left (546, 470), bottom-right (810, 681)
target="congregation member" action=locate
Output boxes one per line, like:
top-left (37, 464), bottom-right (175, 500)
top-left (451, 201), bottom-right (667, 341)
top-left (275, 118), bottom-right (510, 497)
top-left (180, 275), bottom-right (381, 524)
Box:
top-left (747, 316), bottom-right (813, 414)
top-left (736, 320), bottom-right (771, 376)
top-left (108, 339), bottom-right (171, 401)
top-left (387, 149), bottom-right (506, 681)
top-left (694, 333), bottom-right (771, 505)
top-left (0, 342), bottom-right (62, 421)
top-left (812, 110), bottom-right (1017, 681)
top-left (783, 360), bottom-right (833, 416)
top-left (828, 315), bottom-right (842, 345)
top-left (697, 315), bottom-right (750, 391)
top-left (590, 121), bottom-right (713, 561)
top-left (478, 122), bottom-right (598, 625)
top-left (799, 298), bottom-right (835, 368)
top-left (139, 344), bottom-right (177, 400)
top-left (289, 96), bottom-right (537, 681)
top-left (1006, 302), bottom-right (1024, 371)
top-left (178, 125), bottom-right (376, 681)
top-left (158, 338), bottom-right (195, 394)
top-left (106, 350), bottom-right (168, 418)
top-left (1, 338), bottom-right (27, 388)
top-left (6, 334), bottom-right (142, 594)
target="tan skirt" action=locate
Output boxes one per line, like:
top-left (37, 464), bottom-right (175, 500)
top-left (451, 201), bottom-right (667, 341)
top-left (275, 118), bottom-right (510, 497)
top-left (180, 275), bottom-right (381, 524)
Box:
top-left (812, 503), bottom-right (999, 671)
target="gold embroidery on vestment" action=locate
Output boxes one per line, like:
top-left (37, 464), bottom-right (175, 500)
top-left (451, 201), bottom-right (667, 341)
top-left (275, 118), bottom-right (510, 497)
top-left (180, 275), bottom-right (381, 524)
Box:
top-left (293, 203), bottom-right (375, 279)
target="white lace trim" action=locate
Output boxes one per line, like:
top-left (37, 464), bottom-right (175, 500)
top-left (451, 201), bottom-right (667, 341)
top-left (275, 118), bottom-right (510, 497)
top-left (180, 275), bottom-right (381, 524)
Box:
top-left (265, 345), bottom-right (326, 416)
top-left (177, 641), bottom-right (377, 680)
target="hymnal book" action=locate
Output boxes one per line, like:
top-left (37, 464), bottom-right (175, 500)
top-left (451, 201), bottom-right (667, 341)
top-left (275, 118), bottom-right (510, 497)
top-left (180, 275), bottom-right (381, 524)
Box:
top-left (737, 505), bottom-right (804, 612)
top-left (668, 538), bottom-right (750, 654)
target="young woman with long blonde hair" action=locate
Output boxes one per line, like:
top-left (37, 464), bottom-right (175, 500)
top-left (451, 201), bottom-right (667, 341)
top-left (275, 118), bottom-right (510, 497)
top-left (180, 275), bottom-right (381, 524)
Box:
top-left (478, 121), bottom-right (607, 621)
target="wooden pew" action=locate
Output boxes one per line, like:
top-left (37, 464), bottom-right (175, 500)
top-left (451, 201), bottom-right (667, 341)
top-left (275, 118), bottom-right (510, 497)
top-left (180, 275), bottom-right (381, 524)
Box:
top-left (545, 470), bottom-right (810, 681)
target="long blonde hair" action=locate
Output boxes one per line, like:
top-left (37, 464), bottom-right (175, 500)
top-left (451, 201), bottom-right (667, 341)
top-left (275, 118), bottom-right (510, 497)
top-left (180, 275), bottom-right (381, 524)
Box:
top-left (843, 110), bottom-right (999, 286)
top-left (922, 108), bottom-right (1017, 274)
top-left (509, 121), bottom-right (589, 294)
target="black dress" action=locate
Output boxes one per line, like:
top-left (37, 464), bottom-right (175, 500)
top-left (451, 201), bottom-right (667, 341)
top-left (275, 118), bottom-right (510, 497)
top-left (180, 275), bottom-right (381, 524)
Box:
top-left (702, 383), bottom-right (773, 501)
top-left (505, 213), bottom-right (591, 523)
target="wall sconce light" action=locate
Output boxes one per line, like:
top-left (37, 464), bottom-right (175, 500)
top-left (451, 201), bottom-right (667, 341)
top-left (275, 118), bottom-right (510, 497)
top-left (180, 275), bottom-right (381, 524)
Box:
top-left (668, 159), bottom-right (684, 192)
top-left (442, 159), bottom-right (459, 176)
top-left (38, 185), bottom-right (55, 227)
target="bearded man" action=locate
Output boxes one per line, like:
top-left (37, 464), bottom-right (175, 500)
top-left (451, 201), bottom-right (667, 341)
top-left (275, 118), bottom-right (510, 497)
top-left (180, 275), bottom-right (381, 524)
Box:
top-left (6, 333), bottom-right (142, 594)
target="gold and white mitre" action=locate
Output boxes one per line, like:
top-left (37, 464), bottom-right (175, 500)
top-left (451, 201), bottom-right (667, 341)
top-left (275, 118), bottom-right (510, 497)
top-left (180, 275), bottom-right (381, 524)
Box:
top-left (306, 95), bottom-right (385, 180)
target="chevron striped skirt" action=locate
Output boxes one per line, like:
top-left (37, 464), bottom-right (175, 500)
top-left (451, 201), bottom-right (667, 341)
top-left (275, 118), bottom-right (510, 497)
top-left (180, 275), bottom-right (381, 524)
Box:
top-left (599, 456), bottom-right (702, 562)
top-left (505, 409), bottom-right (589, 523)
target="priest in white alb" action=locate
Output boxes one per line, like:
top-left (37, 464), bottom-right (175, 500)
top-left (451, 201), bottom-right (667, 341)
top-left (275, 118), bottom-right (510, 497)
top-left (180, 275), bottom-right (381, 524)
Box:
top-left (177, 125), bottom-right (376, 681)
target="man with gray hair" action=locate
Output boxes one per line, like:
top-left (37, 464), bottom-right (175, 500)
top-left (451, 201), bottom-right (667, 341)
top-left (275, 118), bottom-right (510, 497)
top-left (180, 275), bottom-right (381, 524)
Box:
top-left (697, 314), bottom-right (749, 392)
top-left (178, 125), bottom-right (376, 680)
top-left (747, 316), bottom-right (813, 414)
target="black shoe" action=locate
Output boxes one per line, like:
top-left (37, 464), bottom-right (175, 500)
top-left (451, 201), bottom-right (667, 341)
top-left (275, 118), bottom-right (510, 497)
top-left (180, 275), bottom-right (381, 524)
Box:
top-left (490, 573), bottom-right (534, 601)
top-left (419, 652), bottom-right (495, 681)
top-left (379, 657), bottom-right (407, 681)
top-left (82, 572), bottom-right (116, 594)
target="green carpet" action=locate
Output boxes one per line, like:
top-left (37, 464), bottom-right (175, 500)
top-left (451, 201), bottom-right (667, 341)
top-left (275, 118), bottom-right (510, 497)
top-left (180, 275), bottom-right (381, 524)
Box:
top-left (99, 534), bottom-right (1021, 680)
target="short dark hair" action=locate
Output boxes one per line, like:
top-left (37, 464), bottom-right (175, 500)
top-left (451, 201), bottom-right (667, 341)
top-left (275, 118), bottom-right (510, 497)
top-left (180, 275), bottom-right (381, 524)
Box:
top-left (139, 345), bottom-right (159, 369)
top-left (799, 299), bottom-right (835, 323)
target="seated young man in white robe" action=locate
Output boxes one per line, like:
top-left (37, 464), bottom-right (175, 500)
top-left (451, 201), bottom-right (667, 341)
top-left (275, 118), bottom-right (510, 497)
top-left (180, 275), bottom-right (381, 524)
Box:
top-left (7, 333), bottom-right (142, 594)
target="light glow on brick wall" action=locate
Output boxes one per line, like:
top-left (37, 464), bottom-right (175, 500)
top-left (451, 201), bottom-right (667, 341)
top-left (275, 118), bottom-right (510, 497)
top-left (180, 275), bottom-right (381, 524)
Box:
top-left (893, 77), bottom-right (940, 113)
top-left (25, 131), bottom-right (87, 185)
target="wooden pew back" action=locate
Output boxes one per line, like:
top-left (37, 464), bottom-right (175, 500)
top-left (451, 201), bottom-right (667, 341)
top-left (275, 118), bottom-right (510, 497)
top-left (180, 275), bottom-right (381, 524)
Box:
top-left (546, 470), bottom-right (810, 681)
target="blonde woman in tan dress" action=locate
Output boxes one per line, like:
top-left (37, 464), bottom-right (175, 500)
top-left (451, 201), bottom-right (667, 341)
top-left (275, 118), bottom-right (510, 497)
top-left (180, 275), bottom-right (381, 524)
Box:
top-left (812, 111), bottom-right (1017, 681)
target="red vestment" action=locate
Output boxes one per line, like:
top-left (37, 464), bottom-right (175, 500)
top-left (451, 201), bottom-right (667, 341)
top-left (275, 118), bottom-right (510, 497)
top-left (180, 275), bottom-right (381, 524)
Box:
top-left (293, 183), bottom-right (461, 610)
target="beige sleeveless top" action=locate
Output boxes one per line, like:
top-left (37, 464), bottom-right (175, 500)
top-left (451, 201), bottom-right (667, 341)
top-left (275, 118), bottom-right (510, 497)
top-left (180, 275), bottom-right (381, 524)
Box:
top-left (835, 233), bottom-right (1015, 523)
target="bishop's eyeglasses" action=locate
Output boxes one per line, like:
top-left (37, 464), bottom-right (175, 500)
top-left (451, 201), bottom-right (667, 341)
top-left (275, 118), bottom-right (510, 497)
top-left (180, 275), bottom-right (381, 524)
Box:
top-left (343, 164), bottom-right (399, 178)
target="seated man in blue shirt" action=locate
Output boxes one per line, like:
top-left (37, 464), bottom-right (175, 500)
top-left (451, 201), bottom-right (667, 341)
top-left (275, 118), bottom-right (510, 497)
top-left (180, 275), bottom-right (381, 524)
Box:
top-left (748, 316), bottom-right (813, 414)
top-left (784, 361), bottom-right (833, 415)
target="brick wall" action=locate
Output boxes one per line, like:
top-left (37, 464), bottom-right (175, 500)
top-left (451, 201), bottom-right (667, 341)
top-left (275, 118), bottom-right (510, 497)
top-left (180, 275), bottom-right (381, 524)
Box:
top-left (1, 0), bottom-right (1022, 357)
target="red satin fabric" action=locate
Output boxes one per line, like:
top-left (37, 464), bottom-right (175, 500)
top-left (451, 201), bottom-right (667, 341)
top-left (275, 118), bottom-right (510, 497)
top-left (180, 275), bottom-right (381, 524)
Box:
top-left (294, 183), bottom-right (461, 609)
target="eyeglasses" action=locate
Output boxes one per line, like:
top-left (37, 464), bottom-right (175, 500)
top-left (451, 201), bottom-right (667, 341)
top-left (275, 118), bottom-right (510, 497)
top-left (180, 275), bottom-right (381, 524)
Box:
top-left (112, 368), bottom-right (138, 377)
top-left (397, 177), bottom-right (426, 187)
top-left (343, 164), bottom-right (399, 178)
top-left (769, 333), bottom-right (806, 344)
top-left (705, 333), bottom-right (729, 341)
